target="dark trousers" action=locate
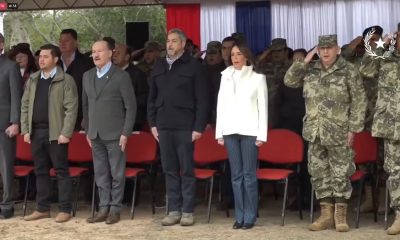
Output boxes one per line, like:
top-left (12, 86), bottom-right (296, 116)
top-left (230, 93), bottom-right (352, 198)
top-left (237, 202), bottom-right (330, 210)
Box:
top-left (31, 129), bottom-right (72, 213)
top-left (224, 134), bottom-right (258, 224)
top-left (158, 130), bottom-right (195, 213)
top-left (0, 132), bottom-right (16, 210)
top-left (91, 137), bottom-right (126, 213)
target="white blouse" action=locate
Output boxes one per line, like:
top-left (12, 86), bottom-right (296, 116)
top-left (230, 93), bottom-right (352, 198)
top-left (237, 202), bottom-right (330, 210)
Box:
top-left (215, 65), bottom-right (268, 142)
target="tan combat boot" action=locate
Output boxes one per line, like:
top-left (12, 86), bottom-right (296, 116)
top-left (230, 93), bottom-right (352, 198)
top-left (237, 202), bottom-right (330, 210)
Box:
top-left (359, 186), bottom-right (374, 213)
top-left (387, 211), bottom-right (400, 235)
top-left (334, 203), bottom-right (350, 232)
top-left (308, 202), bottom-right (334, 231)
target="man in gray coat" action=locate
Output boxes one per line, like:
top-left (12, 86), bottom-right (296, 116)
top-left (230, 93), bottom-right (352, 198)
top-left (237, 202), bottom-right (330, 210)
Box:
top-left (83, 40), bottom-right (136, 224)
top-left (0, 33), bottom-right (22, 219)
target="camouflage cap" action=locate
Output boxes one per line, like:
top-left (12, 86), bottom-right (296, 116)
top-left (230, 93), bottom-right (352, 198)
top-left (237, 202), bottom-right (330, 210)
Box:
top-left (206, 41), bottom-right (222, 54)
top-left (270, 38), bottom-right (287, 51)
top-left (144, 41), bottom-right (161, 52)
top-left (318, 34), bottom-right (338, 47)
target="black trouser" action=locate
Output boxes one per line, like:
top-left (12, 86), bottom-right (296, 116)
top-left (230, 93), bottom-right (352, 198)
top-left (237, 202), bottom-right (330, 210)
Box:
top-left (0, 132), bottom-right (16, 211)
top-left (31, 129), bottom-right (72, 213)
top-left (158, 130), bottom-right (195, 213)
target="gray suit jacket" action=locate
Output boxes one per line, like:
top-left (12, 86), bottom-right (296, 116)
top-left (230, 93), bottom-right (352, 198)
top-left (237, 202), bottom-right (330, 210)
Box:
top-left (82, 64), bottom-right (136, 140)
top-left (0, 56), bottom-right (22, 130)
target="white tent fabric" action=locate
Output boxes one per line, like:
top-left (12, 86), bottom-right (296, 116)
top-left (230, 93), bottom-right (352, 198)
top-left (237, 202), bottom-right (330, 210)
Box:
top-left (200, 0), bottom-right (236, 50)
top-left (271, 0), bottom-right (400, 50)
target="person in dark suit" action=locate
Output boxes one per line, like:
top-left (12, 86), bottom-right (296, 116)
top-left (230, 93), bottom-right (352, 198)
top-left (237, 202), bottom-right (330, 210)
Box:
top-left (113, 44), bottom-right (148, 131)
top-left (148, 28), bottom-right (209, 226)
top-left (83, 40), bottom-right (136, 225)
top-left (0, 33), bottom-right (22, 219)
top-left (59, 29), bottom-right (94, 130)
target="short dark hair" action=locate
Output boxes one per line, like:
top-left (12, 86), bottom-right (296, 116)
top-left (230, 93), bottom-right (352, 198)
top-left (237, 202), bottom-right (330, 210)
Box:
top-left (60, 29), bottom-right (78, 40)
top-left (40, 44), bottom-right (61, 58)
top-left (293, 48), bottom-right (307, 56)
top-left (222, 36), bottom-right (236, 44)
top-left (228, 43), bottom-right (254, 66)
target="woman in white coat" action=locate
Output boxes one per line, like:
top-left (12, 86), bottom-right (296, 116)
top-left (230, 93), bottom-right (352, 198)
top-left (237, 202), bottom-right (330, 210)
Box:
top-left (216, 44), bottom-right (268, 230)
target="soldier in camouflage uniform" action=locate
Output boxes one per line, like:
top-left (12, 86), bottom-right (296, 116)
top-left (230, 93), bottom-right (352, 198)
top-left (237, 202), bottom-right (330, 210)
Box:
top-left (136, 41), bottom-right (162, 81)
top-left (256, 38), bottom-right (291, 128)
top-left (344, 26), bottom-right (384, 213)
top-left (359, 32), bottom-right (400, 235)
top-left (284, 35), bottom-right (367, 232)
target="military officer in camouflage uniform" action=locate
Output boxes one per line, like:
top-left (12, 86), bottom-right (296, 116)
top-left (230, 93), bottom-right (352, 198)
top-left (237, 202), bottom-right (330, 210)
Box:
top-left (256, 38), bottom-right (291, 128)
top-left (136, 41), bottom-right (162, 81)
top-left (344, 26), bottom-right (384, 213)
top-left (359, 32), bottom-right (400, 235)
top-left (284, 34), bottom-right (367, 232)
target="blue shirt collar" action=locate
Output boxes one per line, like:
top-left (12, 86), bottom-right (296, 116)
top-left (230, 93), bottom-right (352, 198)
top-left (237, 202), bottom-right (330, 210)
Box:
top-left (40, 67), bottom-right (57, 79)
top-left (96, 61), bottom-right (112, 78)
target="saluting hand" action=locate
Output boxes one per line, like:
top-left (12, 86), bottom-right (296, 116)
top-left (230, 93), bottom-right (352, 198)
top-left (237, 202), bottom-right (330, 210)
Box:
top-left (255, 140), bottom-right (264, 147)
top-left (305, 47), bottom-right (318, 64)
top-left (217, 138), bottom-right (224, 146)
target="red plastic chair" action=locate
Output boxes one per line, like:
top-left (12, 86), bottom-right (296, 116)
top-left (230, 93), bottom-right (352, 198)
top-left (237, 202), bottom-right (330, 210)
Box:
top-left (310, 131), bottom-right (378, 228)
top-left (256, 129), bottom-right (304, 226)
top-left (194, 128), bottom-right (228, 223)
top-left (124, 131), bottom-right (158, 219)
top-left (50, 131), bottom-right (92, 217)
top-left (15, 134), bottom-right (34, 216)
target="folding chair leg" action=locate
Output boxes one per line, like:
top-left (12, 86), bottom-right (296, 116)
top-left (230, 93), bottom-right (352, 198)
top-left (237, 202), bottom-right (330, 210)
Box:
top-left (281, 178), bottom-right (289, 226)
top-left (296, 175), bottom-right (303, 220)
top-left (207, 177), bottom-right (214, 223)
top-left (73, 177), bottom-right (81, 217)
top-left (149, 170), bottom-right (156, 215)
top-left (385, 179), bottom-right (389, 229)
top-left (23, 175), bottom-right (30, 217)
top-left (371, 180), bottom-right (378, 222)
top-left (355, 178), bottom-right (365, 228)
top-left (131, 177), bottom-right (138, 219)
top-left (310, 186), bottom-right (315, 223)
top-left (91, 177), bottom-right (96, 218)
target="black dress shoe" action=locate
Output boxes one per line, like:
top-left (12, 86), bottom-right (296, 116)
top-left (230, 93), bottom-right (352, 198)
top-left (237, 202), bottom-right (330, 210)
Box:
top-left (105, 212), bottom-right (120, 224)
top-left (242, 223), bottom-right (254, 230)
top-left (0, 208), bottom-right (14, 219)
top-left (232, 221), bottom-right (243, 229)
top-left (87, 208), bottom-right (109, 223)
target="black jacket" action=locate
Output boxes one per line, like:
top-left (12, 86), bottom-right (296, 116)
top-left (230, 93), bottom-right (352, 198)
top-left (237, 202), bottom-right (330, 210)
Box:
top-left (63, 50), bottom-right (94, 130)
top-left (147, 51), bottom-right (210, 132)
top-left (125, 63), bottom-right (148, 130)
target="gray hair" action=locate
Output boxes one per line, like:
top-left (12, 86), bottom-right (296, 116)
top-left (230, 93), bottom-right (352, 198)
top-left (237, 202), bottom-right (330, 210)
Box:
top-left (167, 28), bottom-right (187, 42)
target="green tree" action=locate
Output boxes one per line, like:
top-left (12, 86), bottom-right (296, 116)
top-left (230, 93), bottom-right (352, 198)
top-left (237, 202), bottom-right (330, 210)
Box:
top-left (4, 5), bottom-right (166, 52)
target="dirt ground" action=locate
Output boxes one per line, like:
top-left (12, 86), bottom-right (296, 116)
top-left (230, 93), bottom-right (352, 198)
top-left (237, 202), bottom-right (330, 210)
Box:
top-left (0, 197), bottom-right (398, 240)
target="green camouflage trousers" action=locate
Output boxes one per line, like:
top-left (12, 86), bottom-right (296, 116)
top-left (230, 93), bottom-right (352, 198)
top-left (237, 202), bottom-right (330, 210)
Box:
top-left (308, 139), bottom-right (355, 200)
top-left (384, 139), bottom-right (400, 208)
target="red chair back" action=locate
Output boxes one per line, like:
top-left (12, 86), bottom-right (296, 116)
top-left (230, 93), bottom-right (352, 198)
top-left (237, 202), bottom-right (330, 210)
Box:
top-left (16, 134), bottom-right (33, 162)
top-left (194, 128), bottom-right (228, 165)
top-left (353, 131), bottom-right (378, 165)
top-left (68, 131), bottom-right (92, 163)
top-left (125, 132), bottom-right (157, 164)
top-left (258, 129), bottom-right (303, 164)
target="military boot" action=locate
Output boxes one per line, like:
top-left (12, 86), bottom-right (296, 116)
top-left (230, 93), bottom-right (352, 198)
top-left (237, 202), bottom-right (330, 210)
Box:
top-left (359, 186), bottom-right (374, 213)
top-left (387, 211), bottom-right (400, 235)
top-left (308, 202), bottom-right (334, 231)
top-left (334, 203), bottom-right (350, 232)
